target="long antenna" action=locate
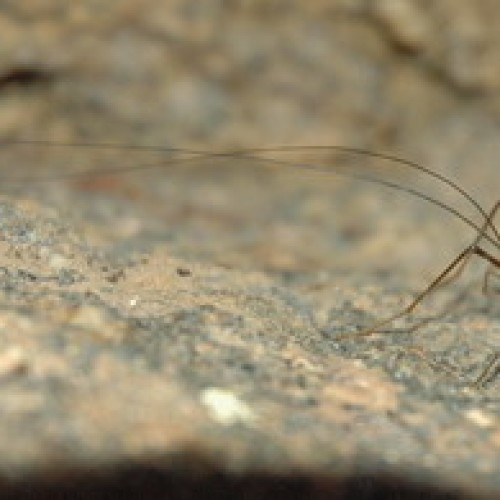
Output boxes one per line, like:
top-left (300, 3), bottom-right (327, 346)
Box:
top-left (1, 140), bottom-right (492, 225)
top-left (1, 140), bottom-right (497, 249)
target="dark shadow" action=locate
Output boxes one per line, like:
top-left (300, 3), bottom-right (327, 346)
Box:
top-left (0, 462), bottom-right (468, 500)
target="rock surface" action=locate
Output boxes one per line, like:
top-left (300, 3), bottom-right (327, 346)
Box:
top-left (0, 1), bottom-right (499, 498)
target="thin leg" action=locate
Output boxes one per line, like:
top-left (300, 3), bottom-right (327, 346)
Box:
top-left (434, 200), bottom-right (500, 290)
top-left (472, 200), bottom-right (500, 247)
top-left (338, 246), bottom-right (473, 339)
top-left (460, 246), bottom-right (500, 388)
top-left (405, 345), bottom-right (460, 379)
top-left (339, 201), bottom-right (500, 339)
top-left (473, 351), bottom-right (500, 389)
top-left (482, 264), bottom-right (500, 296)
top-left (405, 286), bottom-right (469, 334)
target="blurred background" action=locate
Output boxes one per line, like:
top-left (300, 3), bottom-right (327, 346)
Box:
top-left (2, 4), bottom-right (500, 494)
top-left (1, 0), bottom-right (500, 280)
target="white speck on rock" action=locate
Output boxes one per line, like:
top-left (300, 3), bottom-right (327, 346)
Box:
top-left (200, 387), bottom-right (257, 426)
top-left (0, 346), bottom-right (28, 377)
top-left (464, 408), bottom-right (496, 428)
top-left (48, 253), bottom-right (71, 270)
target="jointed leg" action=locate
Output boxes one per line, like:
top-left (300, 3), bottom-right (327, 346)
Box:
top-left (473, 352), bottom-right (500, 389)
top-left (482, 264), bottom-right (500, 296)
top-left (339, 201), bottom-right (500, 339)
top-left (339, 246), bottom-right (474, 339)
top-left (432, 200), bottom-right (500, 290)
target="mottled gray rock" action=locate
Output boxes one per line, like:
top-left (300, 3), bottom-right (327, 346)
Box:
top-left (0, 1), bottom-right (499, 498)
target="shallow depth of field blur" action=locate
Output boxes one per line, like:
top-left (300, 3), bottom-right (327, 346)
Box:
top-left (0, 2), bottom-right (500, 497)
top-left (1, 1), bottom-right (500, 273)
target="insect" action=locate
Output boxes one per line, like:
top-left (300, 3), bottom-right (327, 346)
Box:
top-left (1, 139), bottom-right (499, 386)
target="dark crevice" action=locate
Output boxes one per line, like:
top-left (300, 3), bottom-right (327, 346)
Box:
top-left (0, 67), bottom-right (56, 89)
